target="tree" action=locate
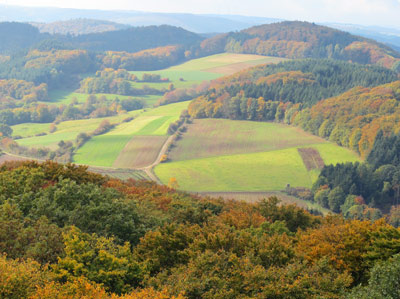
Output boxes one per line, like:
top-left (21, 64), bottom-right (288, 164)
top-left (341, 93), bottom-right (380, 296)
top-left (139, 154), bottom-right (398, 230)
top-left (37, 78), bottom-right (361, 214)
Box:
top-left (347, 253), bottom-right (400, 299)
top-left (0, 123), bottom-right (12, 137)
top-left (168, 177), bottom-right (179, 189)
top-left (328, 186), bottom-right (346, 213)
top-left (54, 227), bottom-right (144, 294)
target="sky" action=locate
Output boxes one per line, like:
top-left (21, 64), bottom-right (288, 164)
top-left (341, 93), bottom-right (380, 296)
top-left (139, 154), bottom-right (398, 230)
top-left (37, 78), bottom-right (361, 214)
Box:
top-left (1, 0), bottom-right (400, 28)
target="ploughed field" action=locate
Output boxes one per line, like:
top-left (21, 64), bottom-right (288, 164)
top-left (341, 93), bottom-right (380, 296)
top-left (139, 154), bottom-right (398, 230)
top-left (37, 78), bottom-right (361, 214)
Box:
top-left (155, 119), bottom-right (360, 192)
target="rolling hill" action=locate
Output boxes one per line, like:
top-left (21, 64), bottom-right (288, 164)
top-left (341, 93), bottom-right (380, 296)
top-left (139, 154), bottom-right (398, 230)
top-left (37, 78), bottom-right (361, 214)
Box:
top-left (200, 21), bottom-right (400, 70)
top-left (0, 22), bottom-right (204, 54)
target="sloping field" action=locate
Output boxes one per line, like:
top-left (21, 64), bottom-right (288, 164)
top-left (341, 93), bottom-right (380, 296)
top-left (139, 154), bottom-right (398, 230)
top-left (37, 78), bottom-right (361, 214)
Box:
top-left (15, 111), bottom-right (140, 150)
top-left (155, 119), bottom-right (360, 192)
top-left (130, 53), bottom-right (287, 89)
top-left (156, 144), bottom-right (360, 192)
top-left (156, 147), bottom-right (312, 191)
top-left (46, 89), bottom-right (157, 105)
top-left (73, 101), bottom-right (189, 167)
top-left (113, 135), bottom-right (168, 168)
top-left (168, 119), bottom-right (325, 161)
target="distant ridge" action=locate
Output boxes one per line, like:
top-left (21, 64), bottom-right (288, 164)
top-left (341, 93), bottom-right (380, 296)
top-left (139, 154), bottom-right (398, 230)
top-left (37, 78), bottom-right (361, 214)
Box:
top-left (0, 4), bottom-right (281, 33)
top-left (199, 21), bottom-right (400, 70)
top-left (30, 19), bottom-right (131, 35)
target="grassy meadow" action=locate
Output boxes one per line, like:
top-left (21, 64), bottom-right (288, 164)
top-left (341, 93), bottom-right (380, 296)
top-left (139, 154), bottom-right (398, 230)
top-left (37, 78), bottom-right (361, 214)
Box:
top-left (130, 53), bottom-right (287, 89)
top-left (14, 111), bottom-right (141, 149)
top-left (73, 101), bottom-right (189, 167)
top-left (155, 119), bottom-right (361, 192)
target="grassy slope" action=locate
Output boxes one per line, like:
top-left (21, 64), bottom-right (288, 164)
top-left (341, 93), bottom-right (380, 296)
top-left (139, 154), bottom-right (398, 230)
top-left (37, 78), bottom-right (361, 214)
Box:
top-left (168, 119), bottom-right (325, 161)
top-left (15, 111), bottom-right (140, 150)
top-left (73, 101), bottom-right (189, 167)
top-left (155, 119), bottom-right (360, 192)
top-left (130, 53), bottom-right (286, 89)
top-left (44, 90), bottom-right (160, 106)
top-left (46, 54), bottom-right (281, 106)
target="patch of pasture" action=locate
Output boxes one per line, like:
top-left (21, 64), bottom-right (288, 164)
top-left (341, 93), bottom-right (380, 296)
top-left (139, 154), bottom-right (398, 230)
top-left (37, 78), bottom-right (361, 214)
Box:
top-left (168, 119), bottom-right (325, 161)
top-left (15, 111), bottom-right (140, 149)
top-left (155, 147), bottom-right (312, 192)
top-left (73, 101), bottom-right (189, 167)
top-left (113, 135), bottom-right (168, 168)
top-left (12, 123), bottom-right (51, 138)
top-left (46, 89), bottom-right (155, 105)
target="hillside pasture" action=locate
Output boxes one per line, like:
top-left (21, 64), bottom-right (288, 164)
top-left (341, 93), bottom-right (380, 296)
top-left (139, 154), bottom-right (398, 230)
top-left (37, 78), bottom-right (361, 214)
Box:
top-left (156, 147), bottom-right (312, 192)
top-left (130, 53), bottom-right (287, 90)
top-left (113, 135), bottom-right (168, 168)
top-left (168, 119), bottom-right (325, 161)
top-left (73, 101), bottom-right (189, 167)
top-left (15, 111), bottom-right (140, 150)
top-left (46, 89), bottom-right (159, 106)
top-left (155, 119), bottom-right (361, 192)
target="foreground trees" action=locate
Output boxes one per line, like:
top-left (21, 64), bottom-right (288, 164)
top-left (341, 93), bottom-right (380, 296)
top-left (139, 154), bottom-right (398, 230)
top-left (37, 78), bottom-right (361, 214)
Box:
top-left (0, 161), bottom-right (400, 298)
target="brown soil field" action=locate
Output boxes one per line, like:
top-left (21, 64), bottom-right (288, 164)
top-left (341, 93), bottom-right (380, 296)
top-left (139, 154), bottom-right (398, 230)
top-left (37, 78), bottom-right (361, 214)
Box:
top-left (298, 148), bottom-right (325, 171)
top-left (113, 135), bottom-right (168, 168)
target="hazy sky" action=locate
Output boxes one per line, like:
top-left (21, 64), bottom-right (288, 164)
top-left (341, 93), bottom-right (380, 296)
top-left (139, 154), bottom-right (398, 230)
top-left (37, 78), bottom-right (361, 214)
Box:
top-left (1, 0), bottom-right (400, 28)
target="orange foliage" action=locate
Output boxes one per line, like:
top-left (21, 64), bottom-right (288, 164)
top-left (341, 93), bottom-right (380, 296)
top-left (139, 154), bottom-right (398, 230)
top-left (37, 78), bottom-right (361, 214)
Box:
top-left (217, 200), bottom-right (266, 229)
top-left (296, 219), bottom-right (392, 278)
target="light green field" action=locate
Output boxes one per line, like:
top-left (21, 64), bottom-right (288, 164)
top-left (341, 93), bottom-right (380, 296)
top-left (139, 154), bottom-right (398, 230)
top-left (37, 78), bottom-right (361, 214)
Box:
top-left (12, 123), bottom-right (51, 138)
top-left (73, 101), bottom-right (189, 167)
top-left (155, 144), bottom-right (360, 192)
top-left (130, 53), bottom-right (287, 89)
top-left (15, 111), bottom-right (140, 150)
top-left (156, 147), bottom-right (312, 192)
top-left (45, 90), bottom-right (159, 106)
top-left (155, 119), bottom-right (360, 192)
top-left (168, 119), bottom-right (325, 161)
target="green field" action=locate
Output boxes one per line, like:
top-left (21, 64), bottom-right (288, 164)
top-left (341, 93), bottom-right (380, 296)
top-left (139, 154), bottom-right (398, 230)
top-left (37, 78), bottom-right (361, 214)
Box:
top-left (45, 90), bottom-right (160, 106)
top-left (155, 119), bottom-right (360, 192)
top-left (130, 53), bottom-right (287, 89)
top-left (168, 119), bottom-right (325, 161)
top-left (73, 101), bottom-right (189, 167)
top-left (15, 111), bottom-right (141, 149)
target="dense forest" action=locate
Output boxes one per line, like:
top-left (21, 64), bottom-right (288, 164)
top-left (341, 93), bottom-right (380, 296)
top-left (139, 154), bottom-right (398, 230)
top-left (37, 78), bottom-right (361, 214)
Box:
top-left (1, 161), bottom-right (400, 298)
top-left (0, 22), bottom-right (203, 55)
top-left (187, 59), bottom-right (397, 119)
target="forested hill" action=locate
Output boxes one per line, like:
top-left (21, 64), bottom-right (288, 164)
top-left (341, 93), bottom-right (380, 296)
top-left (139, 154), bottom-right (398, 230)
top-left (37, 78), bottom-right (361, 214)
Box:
top-left (69, 25), bottom-right (202, 52)
top-left (200, 21), bottom-right (400, 71)
top-left (187, 59), bottom-right (399, 155)
top-left (0, 22), bottom-right (47, 54)
top-left (31, 19), bottom-right (131, 35)
top-left (0, 22), bottom-right (203, 54)
top-left (187, 59), bottom-right (398, 117)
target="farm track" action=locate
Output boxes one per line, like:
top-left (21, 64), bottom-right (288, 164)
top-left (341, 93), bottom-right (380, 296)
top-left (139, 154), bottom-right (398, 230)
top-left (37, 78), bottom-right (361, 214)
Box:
top-left (138, 135), bottom-right (175, 184)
